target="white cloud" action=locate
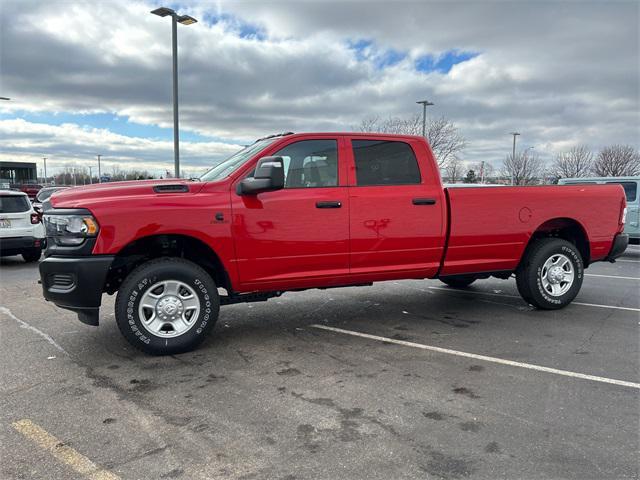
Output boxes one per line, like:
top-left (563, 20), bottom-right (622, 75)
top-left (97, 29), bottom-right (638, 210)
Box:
top-left (0, 119), bottom-right (241, 176)
top-left (0, 0), bottom-right (637, 173)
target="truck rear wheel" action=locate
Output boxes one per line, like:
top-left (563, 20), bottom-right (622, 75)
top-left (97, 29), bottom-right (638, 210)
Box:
top-left (516, 238), bottom-right (583, 310)
top-left (115, 258), bottom-right (219, 355)
top-left (439, 275), bottom-right (476, 288)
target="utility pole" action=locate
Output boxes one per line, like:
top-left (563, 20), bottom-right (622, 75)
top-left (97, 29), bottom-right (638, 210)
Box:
top-left (151, 7), bottom-right (197, 179)
top-left (97, 155), bottom-right (102, 183)
top-left (509, 132), bottom-right (520, 185)
top-left (42, 157), bottom-right (47, 185)
top-left (480, 160), bottom-right (485, 184)
top-left (416, 100), bottom-right (434, 138)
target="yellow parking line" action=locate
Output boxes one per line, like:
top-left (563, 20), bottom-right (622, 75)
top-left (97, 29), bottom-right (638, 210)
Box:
top-left (12, 419), bottom-right (120, 480)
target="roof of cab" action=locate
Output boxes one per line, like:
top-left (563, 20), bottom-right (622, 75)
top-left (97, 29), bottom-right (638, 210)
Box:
top-left (255, 132), bottom-right (425, 143)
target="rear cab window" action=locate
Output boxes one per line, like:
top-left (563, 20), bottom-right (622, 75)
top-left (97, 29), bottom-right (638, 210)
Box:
top-left (351, 140), bottom-right (421, 186)
top-left (0, 195), bottom-right (30, 213)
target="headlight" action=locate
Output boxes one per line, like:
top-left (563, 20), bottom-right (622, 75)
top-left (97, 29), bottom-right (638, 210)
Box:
top-left (44, 214), bottom-right (99, 246)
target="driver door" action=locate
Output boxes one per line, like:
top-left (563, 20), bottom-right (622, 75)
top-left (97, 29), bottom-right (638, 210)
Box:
top-left (231, 137), bottom-right (350, 290)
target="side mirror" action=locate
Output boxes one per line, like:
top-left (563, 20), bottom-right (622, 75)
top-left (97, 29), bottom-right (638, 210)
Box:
top-left (238, 156), bottom-right (285, 195)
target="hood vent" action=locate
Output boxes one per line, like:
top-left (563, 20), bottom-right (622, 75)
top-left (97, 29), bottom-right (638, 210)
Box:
top-left (153, 184), bottom-right (189, 193)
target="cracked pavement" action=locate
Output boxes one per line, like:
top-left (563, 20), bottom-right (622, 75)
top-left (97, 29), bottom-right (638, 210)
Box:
top-left (1, 248), bottom-right (639, 479)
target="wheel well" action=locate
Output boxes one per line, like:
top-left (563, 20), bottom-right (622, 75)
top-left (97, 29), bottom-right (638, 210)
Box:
top-left (105, 234), bottom-right (232, 294)
top-left (526, 218), bottom-right (590, 266)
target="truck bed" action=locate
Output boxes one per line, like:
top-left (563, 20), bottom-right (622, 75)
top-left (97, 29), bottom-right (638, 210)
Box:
top-left (440, 184), bottom-right (624, 276)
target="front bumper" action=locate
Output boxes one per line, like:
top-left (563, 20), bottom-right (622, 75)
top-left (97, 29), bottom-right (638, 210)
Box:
top-left (0, 236), bottom-right (44, 256)
top-left (39, 255), bottom-right (114, 326)
top-left (605, 233), bottom-right (628, 262)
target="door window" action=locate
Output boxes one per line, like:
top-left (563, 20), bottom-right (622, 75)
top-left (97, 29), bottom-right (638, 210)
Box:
top-left (352, 140), bottom-right (421, 186)
top-left (271, 140), bottom-right (339, 188)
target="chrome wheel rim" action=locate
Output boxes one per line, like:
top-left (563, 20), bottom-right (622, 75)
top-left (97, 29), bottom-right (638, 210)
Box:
top-left (138, 280), bottom-right (200, 337)
top-left (540, 253), bottom-right (574, 297)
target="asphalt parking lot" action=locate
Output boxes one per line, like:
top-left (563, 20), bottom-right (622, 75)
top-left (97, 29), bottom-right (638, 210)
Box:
top-left (1, 247), bottom-right (638, 480)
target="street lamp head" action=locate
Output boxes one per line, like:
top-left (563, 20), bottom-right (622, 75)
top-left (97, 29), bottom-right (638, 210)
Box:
top-left (0, 97), bottom-right (10, 101)
top-left (417, 100), bottom-right (434, 106)
top-left (151, 7), bottom-right (175, 17)
top-left (510, 132), bottom-right (520, 136)
top-left (177, 15), bottom-right (197, 25)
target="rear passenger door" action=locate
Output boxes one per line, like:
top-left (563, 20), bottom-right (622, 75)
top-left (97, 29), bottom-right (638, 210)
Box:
top-left (346, 137), bottom-right (446, 279)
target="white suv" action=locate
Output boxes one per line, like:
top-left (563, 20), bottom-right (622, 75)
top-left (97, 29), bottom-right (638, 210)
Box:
top-left (0, 190), bottom-right (45, 262)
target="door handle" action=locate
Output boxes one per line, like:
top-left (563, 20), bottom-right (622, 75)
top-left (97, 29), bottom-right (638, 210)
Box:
top-left (316, 201), bottom-right (342, 209)
top-left (412, 198), bottom-right (436, 205)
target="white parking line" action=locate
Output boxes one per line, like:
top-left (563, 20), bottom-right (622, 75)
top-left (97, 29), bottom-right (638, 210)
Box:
top-left (0, 306), bottom-right (68, 355)
top-left (585, 273), bottom-right (640, 280)
top-left (616, 259), bottom-right (640, 263)
top-left (310, 324), bottom-right (640, 390)
top-left (427, 286), bottom-right (640, 312)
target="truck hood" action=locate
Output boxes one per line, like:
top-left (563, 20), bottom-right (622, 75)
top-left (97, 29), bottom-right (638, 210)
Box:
top-left (49, 179), bottom-right (207, 209)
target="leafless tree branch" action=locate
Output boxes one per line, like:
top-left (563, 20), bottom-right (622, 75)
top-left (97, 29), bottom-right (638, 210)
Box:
top-left (552, 145), bottom-right (593, 178)
top-left (592, 145), bottom-right (639, 176)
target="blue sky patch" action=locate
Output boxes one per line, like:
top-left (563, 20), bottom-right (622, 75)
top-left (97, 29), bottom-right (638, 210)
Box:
top-left (201, 12), bottom-right (266, 40)
top-left (0, 111), bottom-right (212, 143)
top-left (415, 50), bottom-right (479, 74)
top-left (347, 39), bottom-right (407, 69)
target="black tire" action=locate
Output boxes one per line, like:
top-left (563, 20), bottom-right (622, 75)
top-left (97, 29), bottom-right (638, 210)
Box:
top-left (115, 257), bottom-right (219, 355)
top-left (22, 248), bottom-right (41, 263)
top-left (439, 275), bottom-right (476, 288)
top-left (516, 238), bottom-right (583, 310)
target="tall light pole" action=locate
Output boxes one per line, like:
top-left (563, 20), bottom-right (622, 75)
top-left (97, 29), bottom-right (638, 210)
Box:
top-left (509, 132), bottom-right (520, 185)
top-left (417, 100), bottom-right (434, 138)
top-left (151, 7), bottom-right (197, 179)
top-left (97, 155), bottom-right (102, 183)
top-left (43, 157), bottom-right (47, 185)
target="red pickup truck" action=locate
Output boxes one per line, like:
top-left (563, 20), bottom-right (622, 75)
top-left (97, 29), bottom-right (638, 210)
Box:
top-left (39, 132), bottom-right (628, 355)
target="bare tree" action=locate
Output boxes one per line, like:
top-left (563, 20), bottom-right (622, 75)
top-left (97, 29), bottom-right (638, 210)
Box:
top-left (444, 156), bottom-right (463, 183)
top-left (552, 145), bottom-right (593, 179)
top-left (470, 161), bottom-right (495, 183)
top-left (358, 114), bottom-right (466, 168)
top-left (592, 145), bottom-right (640, 176)
top-left (502, 150), bottom-right (545, 185)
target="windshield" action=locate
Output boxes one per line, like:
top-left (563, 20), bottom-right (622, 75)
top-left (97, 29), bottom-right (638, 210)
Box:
top-left (36, 188), bottom-right (64, 203)
top-left (200, 138), bottom-right (278, 182)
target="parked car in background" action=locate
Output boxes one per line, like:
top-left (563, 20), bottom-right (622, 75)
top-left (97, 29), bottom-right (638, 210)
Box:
top-left (0, 190), bottom-right (45, 262)
top-left (559, 176), bottom-right (639, 244)
top-left (10, 183), bottom-right (43, 200)
top-left (32, 186), bottom-right (71, 216)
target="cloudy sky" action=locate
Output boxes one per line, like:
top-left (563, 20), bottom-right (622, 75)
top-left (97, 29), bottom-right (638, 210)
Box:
top-left (1, 0), bottom-right (638, 177)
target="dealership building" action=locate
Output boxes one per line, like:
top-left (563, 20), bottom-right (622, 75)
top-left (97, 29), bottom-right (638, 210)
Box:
top-left (0, 161), bottom-right (38, 184)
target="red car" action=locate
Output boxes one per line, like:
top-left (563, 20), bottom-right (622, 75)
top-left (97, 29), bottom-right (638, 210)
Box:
top-left (11, 183), bottom-right (43, 200)
top-left (39, 133), bottom-right (628, 355)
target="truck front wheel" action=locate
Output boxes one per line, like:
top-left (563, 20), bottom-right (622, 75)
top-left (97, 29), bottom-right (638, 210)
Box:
top-left (115, 258), bottom-right (219, 355)
top-left (516, 238), bottom-right (583, 310)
